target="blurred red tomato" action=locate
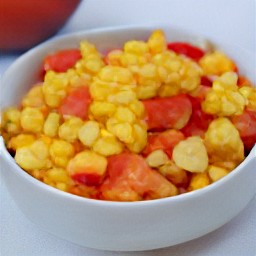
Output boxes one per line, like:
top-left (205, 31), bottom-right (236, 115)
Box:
top-left (0, 0), bottom-right (81, 51)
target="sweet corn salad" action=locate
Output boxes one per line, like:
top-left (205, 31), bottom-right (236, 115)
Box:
top-left (1, 30), bottom-right (256, 202)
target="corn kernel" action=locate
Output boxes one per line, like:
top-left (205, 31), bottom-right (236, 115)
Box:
top-left (124, 40), bottom-right (149, 55)
top-left (173, 136), bottom-right (209, 173)
top-left (148, 30), bottom-right (166, 54)
top-left (158, 161), bottom-right (188, 186)
top-left (114, 106), bottom-right (136, 123)
top-left (8, 134), bottom-right (36, 150)
top-left (90, 101), bottom-right (116, 119)
top-left (146, 149), bottom-right (169, 167)
top-left (20, 107), bottom-right (44, 133)
top-left (129, 101), bottom-right (145, 118)
top-left (207, 165), bottom-right (229, 182)
top-left (111, 122), bottom-right (134, 144)
top-left (199, 51), bottom-right (236, 75)
top-left (188, 173), bottom-right (210, 191)
top-left (43, 112), bottom-right (60, 137)
top-left (58, 117), bottom-right (83, 142)
top-left (1, 107), bottom-right (21, 134)
top-left (22, 84), bottom-right (45, 108)
top-left (239, 86), bottom-right (256, 111)
top-left (93, 134), bottom-right (123, 156)
top-left (78, 120), bottom-right (100, 146)
top-left (108, 90), bottom-right (137, 104)
top-left (15, 140), bottom-right (51, 171)
top-left (204, 117), bottom-right (244, 163)
top-left (49, 139), bottom-right (75, 167)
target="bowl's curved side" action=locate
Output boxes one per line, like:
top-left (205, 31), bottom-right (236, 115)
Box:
top-left (0, 26), bottom-right (256, 251)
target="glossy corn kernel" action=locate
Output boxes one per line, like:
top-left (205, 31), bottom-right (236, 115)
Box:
top-left (202, 72), bottom-right (246, 116)
top-left (239, 86), bottom-right (256, 111)
top-left (199, 51), bottom-right (236, 75)
top-left (204, 117), bottom-right (244, 163)
top-left (108, 90), bottom-right (137, 104)
top-left (22, 84), bottom-right (45, 108)
top-left (188, 173), bottom-right (210, 191)
top-left (49, 139), bottom-right (75, 167)
top-left (148, 30), bottom-right (166, 54)
top-left (78, 120), bottom-right (100, 147)
top-left (146, 149), bottom-right (169, 167)
top-left (158, 161), bottom-right (188, 186)
top-left (8, 134), bottom-right (36, 150)
top-left (58, 117), bottom-right (83, 142)
top-left (20, 107), bottom-right (44, 133)
top-left (92, 132), bottom-right (123, 156)
top-left (114, 106), bottom-right (136, 123)
top-left (1, 107), bottom-right (21, 134)
top-left (89, 101), bottom-right (116, 120)
top-left (15, 140), bottom-right (51, 171)
top-left (207, 165), bottom-right (229, 182)
top-left (124, 40), bottom-right (149, 55)
top-left (43, 71), bottom-right (69, 108)
top-left (173, 136), bottom-right (209, 173)
top-left (43, 112), bottom-right (60, 137)
top-left (110, 122), bottom-right (134, 144)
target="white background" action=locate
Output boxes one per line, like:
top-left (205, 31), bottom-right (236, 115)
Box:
top-left (0, 0), bottom-right (256, 255)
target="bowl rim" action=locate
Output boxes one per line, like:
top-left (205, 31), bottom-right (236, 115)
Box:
top-left (1, 24), bottom-right (255, 208)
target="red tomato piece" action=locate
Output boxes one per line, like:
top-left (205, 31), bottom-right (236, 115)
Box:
top-left (71, 172), bottom-right (103, 186)
top-left (143, 130), bottom-right (185, 158)
top-left (167, 42), bottom-right (205, 61)
top-left (100, 153), bottom-right (177, 201)
top-left (231, 110), bottom-right (256, 153)
top-left (44, 49), bottom-right (81, 72)
top-left (200, 76), bottom-right (213, 87)
top-left (181, 97), bottom-right (213, 137)
top-left (142, 94), bottom-right (192, 131)
top-left (59, 86), bottom-right (91, 119)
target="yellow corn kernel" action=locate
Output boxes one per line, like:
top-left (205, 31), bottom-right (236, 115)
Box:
top-left (114, 106), bottom-right (136, 123)
top-left (80, 40), bottom-right (98, 57)
top-left (204, 117), bottom-right (244, 163)
top-left (106, 49), bottom-right (123, 66)
top-left (49, 139), bottom-right (75, 167)
top-left (89, 79), bottom-right (116, 101)
top-left (158, 161), bottom-right (188, 186)
top-left (136, 84), bottom-right (159, 99)
top-left (199, 51), bottom-right (236, 75)
top-left (108, 90), bottom-right (137, 104)
top-left (20, 107), bottom-right (44, 133)
top-left (15, 140), bottom-right (51, 171)
top-left (124, 40), bottom-right (149, 55)
top-left (8, 134), bottom-right (36, 150)
top-left (173, 136), bottom-right (209, 173)
top-left (202, 72), bottom-right (246, 116)
top-left (239, 86), bottom-right (256, 111)
top-left (213, 161), bottom-right (237, 171)
top-left (66, 69), bottom-right (91, 88)
top-left (111, 122), bottom-right (134, 144)
top-left (120, 52), bottom-right (140, 66)
top-left (129, 101), bottom-right (145, 118)
top-left (98, 66), bottom-right (134, 84)
top-left (45, 167), bottom-right (71, 183)
top-left (58, 117), bottom-right (83, 142)
top-left (158, 83), bottom-right (180, 97)
top-left (43, 112), bottom-right (60, 137)
top-left (68, 150), bottom-right (108, 176)
top-left (146, 149), bottom-right (169, 168)
top-left (43, 71), bottom-right (69, 108)
top-left (89, 101), bottom-right (116, 120)
top-left (148, 30), bottom-right (166, 54)
top-left (22, 84), bottom-right (45, 108)
top-left (207, 165), bottom-right (229, 182)
top-left (188, 173), bottom-right (210, 191)
top-left (1, 107), bottom-right (21, 134)
top-left (78, 120), bottom-right (100, 147)
top-left (126, 123), bottom-right (147, 153)
top-left (92, 133), bottom-right (123, 156)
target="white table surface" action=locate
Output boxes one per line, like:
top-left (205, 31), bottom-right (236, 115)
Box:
top-left (0, 0), bottom-right (256, 255)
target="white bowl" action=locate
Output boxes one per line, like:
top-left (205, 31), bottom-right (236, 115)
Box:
top-left (0, 25), bottom-right (256, 251)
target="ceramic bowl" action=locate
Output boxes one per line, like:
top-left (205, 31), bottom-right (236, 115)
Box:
top-left (0, 25), bottom-right (255, 251)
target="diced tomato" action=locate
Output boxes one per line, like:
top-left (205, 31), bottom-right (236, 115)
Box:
top-left (72, 172), bottom-right (103, 186)
top-left (237, 76), bottom-right (253, 87)
top-left (200, 76), bottom-right (213, 87)
top-left (59, 86), bottom-right (91, 119)
top-left (143, 130), bottom-right (185, 158)
top-left (231, 110), bottom-right (256, 153)
top-left (100, 153), bottom-right (177, 201)
top-left (181, 96), bottom-right (213, 137)
top-left (142, 94), bottom-right (192, 131)
top-left (44, 49), bottom-right (81, 72)
top-left (167, 42), bottom-right (205, 61)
